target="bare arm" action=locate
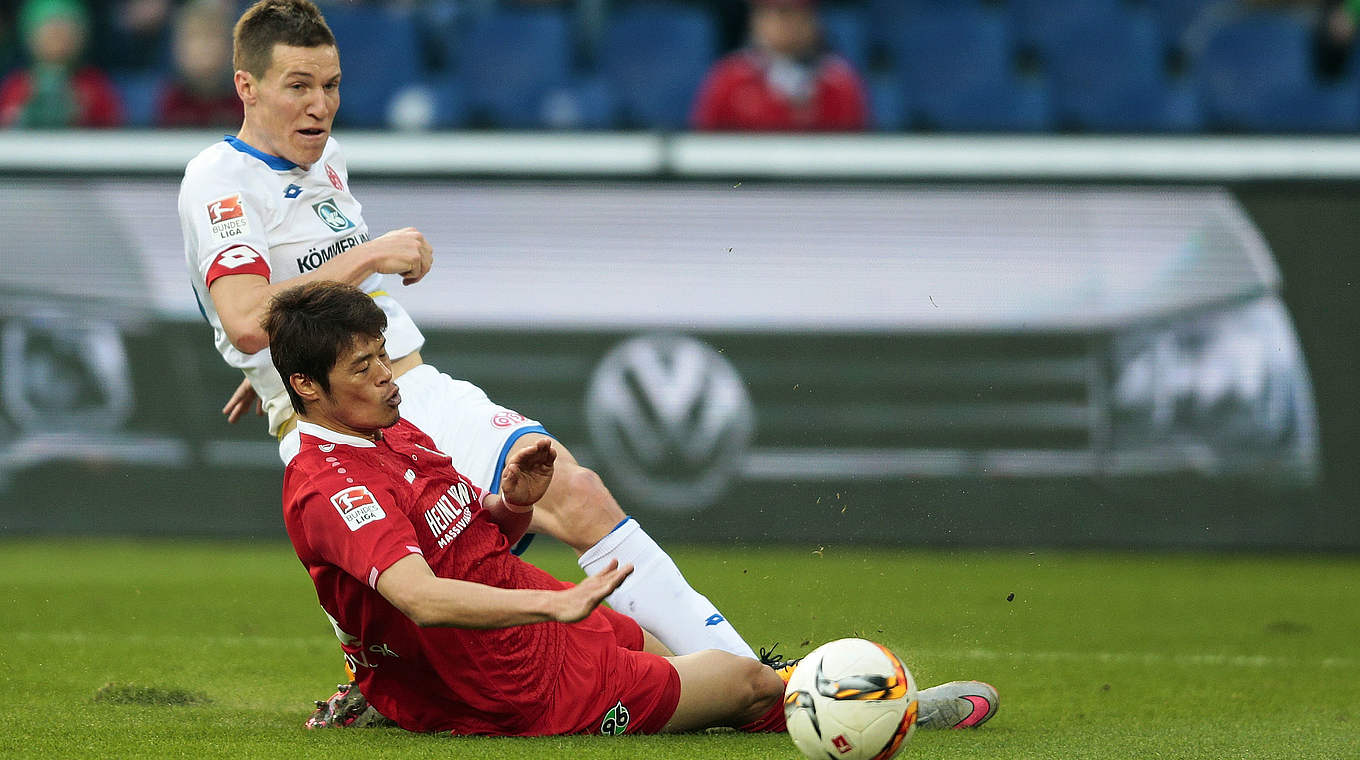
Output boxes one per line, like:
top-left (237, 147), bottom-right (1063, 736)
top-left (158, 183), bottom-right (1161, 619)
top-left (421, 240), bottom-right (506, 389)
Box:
top-left (210, 227), bottom-right (433, 353)
top-left (375, 553), bottom-right (633, 628)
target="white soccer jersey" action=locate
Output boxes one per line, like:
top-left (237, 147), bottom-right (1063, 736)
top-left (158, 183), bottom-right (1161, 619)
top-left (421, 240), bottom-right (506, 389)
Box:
top-left (179, 136), bottom-right (424, 436)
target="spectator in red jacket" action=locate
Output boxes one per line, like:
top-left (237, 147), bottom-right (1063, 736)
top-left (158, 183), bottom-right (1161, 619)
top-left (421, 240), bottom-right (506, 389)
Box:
top-left (691, 0), bottom-right (867, 131)
top-left (0, 0), bottom-right (121, 127)
top-left (155, 0), bottom-right (241, 128)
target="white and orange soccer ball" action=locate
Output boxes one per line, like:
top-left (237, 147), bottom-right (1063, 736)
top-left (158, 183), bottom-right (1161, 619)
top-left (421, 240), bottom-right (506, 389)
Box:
top-left (783, 638), bottom-right (918, 760)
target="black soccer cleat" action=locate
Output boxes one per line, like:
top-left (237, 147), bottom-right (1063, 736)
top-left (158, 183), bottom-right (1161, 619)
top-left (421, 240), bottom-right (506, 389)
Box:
top-left (758, 642), bottom-right (805, 684)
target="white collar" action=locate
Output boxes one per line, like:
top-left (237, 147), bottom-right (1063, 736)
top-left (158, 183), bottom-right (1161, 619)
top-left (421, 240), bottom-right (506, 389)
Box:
top-left (296, 419), bottom-right (378, 449)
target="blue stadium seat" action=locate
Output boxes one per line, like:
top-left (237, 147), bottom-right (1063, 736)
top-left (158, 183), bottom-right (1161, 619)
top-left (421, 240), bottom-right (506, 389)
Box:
top-left (1045, 8), bottom-right (1202, 132)
top-left (1194, 13), bottom-right (1360, 132)
top-left (820, 5), bottom-right (870, 75)
top-left (921, 76), bottom-right (1052, 133)
top-left (326, 5), bottom-right (422, 128)
top-left (885, 6), bottom-right (1010, 95)
top-left (1143, 0), bottom-right (1220, 49)
top-left (540, 74), bottom-right (619, 130)
top-left (424, 79), bottom-right (469, 130)
top-left (598, 2), bottom-right (715, 130)
top-left (457, 7), bottom-right (574, 128)
top-left (866, 72), bottom-right (908, 131)
top-left (868, 0), bottom-right (985, 48)
top-left (1009, 0), bottom-right (1125, 54)
top-left (112, 72), bottom-right (165, 128)
top-left (884, 5), bottom-right (1051, 131)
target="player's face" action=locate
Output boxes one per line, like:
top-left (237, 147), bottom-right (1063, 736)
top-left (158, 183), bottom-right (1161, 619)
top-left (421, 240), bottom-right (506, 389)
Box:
top-left (238, 43), bottom-right (340, 169)
top-left (311, 334), bottom-right (401, 437)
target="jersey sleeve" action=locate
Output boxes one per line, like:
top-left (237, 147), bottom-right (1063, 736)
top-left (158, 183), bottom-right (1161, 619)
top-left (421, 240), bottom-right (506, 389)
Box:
top-left (179, 160), bottom-right (274, 288)
top-left (297, 471), bottom-right (423, 589)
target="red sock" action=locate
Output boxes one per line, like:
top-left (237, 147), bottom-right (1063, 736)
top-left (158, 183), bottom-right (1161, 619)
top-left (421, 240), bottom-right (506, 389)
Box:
top-left (739, 697), bottom-right (787, 733)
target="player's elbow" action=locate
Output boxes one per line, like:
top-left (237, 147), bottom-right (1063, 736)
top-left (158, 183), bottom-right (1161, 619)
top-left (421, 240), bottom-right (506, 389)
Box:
top-left (389, 595), bottom-right (435, 627)
top-left (404, 604), bottom-right (442, 628)
top-left (387, 582), bottom-right (451, 628)
top-left (223, 322), bottom-right (269, 355)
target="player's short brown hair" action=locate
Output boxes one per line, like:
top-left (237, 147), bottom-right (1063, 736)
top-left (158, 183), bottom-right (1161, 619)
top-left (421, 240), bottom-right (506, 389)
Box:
top-left (266, 282), bottom-right (387, 415)
top-left (232, 0), bottom-right (335, 78)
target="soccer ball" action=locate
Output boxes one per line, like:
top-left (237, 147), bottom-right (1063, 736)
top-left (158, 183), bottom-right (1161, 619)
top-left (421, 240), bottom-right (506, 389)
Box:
top-left (783, 638), bottom-right (918, 760)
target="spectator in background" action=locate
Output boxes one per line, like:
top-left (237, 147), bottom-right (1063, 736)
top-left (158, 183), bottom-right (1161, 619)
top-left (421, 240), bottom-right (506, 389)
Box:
top-left (691, 0), bottom-right (866, 131)
top-left (0, 0), bottom-right (121, 127)
top-left (156, 0), bottom-right (241, 127)
top-left (1, 3), bottom-right (21, 76)
top-left (692, 0), bottom-right (753, 54)
top-left (89, 0), bottom-right (172, 72)
top-left (1315, 0), bottom-right (1358, 78)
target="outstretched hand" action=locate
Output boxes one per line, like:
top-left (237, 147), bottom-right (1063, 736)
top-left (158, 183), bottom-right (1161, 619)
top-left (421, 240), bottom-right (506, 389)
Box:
top-left (552, 559), bottom-right (633, 623)
top-left (498, 438), bottom-right (556, 511)
top-left (222, 377), bottom-right (264, 424)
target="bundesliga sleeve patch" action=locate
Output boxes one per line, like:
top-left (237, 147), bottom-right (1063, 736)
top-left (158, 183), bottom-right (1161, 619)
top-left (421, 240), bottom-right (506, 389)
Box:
top-left (330, 485), bottom-right (387, 531)
top-left (205, 194), bottom-right (251, 241)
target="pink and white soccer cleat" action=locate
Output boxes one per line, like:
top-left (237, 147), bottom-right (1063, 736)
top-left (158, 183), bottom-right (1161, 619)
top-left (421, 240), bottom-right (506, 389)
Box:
top-left (913, 680), bottom-right (999, 729)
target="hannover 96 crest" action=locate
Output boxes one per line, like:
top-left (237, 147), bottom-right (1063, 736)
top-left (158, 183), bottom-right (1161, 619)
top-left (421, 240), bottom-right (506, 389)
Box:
top-left (600, 700), bottom-right (630, 736)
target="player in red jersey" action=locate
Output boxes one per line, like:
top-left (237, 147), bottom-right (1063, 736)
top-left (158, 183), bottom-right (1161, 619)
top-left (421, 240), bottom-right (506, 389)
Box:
top-left (269, 280), bottom-right (790, 735)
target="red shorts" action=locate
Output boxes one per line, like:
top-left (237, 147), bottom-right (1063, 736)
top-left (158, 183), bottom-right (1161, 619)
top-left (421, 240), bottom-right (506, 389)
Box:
top-left (533, 604), bottom-right (681, 735)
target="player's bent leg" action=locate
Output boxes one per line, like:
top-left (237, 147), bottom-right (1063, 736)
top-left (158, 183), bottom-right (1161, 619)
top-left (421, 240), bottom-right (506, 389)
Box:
top-left (512, 435), bottom-right (623, 552)
top-left (642, 630), bottom-right (674, 657)
top-left (509, 436), bottom-right (757, 659)
top-left (660, 650), bottom-right (786, 733)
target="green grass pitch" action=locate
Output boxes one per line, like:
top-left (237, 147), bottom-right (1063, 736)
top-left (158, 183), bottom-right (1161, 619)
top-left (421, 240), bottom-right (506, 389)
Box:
top-left (2, 538), bottom-right (1356, 759)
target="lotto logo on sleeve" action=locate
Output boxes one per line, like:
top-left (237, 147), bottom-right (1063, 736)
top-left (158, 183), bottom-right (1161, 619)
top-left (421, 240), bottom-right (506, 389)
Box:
top-left (206, 194), bottom-right (250, 240)
top-left (205, 245), bottom-right (269, 285)
top-left (330, 485), bottom-right (386, 531)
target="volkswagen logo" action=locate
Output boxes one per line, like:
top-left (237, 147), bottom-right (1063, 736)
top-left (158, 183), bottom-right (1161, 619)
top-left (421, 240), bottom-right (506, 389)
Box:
top-left (1, 313), bottom-right (133, 433)
top-left (585, 335), bottom-right (755, 511)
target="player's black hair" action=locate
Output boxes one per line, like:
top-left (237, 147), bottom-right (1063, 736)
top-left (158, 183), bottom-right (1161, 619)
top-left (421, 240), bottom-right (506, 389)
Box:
top-left (265, 281), bottom-right (387, 416)
top-left (233, 0), bottom-right (335, 78)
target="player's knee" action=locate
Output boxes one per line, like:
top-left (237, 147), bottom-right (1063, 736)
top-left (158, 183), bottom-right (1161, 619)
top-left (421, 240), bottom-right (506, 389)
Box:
top-left (530, 461), bottom-right (624, 551)
top-left (732, 655), bottom-right (783, 718)
top-left (555, 463), bottom-right (619, 522)
top-left (567, 463), bottom-right (609, 503)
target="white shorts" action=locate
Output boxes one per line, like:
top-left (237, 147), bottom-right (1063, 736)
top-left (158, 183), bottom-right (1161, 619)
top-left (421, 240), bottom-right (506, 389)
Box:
top-left (278, 363), bottom-right (547, 492)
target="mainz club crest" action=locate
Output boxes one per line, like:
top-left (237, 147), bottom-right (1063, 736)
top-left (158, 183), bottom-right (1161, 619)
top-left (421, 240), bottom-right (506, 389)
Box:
top-left (326, 164), bottom-right (344, 190)
top-left (491, 411), bottom-right (527, 429)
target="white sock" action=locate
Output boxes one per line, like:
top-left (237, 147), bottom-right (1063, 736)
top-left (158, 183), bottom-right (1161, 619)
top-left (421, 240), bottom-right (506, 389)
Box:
top-left (578, 518), bottom-right (757, 659)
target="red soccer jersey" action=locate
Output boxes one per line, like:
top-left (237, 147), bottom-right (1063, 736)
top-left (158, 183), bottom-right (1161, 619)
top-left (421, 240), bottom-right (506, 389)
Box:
top-left (690, 48), bottom-right (868, 132)
top-left (282, 418), bottom-right (678, 735)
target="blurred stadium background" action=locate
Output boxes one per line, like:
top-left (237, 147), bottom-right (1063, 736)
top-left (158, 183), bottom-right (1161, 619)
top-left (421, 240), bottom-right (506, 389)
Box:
top-left (1, 0), bottom-right (1358, 552)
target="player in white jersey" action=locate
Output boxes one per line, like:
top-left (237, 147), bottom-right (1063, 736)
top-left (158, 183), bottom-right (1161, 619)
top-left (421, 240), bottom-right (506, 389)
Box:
top-left (178, 0), bottom-right (761, 724)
